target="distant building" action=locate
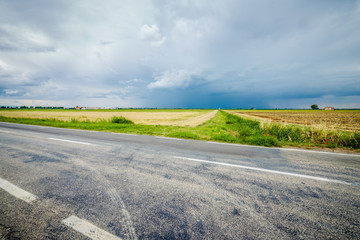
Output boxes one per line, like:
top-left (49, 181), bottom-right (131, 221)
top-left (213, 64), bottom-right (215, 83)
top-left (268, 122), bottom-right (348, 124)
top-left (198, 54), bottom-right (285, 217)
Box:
top-left (323, 107), bottom-right (335, 110)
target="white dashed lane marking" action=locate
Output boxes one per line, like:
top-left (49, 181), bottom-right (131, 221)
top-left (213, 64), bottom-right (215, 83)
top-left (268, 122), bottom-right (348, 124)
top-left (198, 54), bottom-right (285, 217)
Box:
top-left (0, 129), bottom-right (11, 133)
top-left (0, 177), bottom-right (38, 203)
top-left (111, 133), bottom-right (138, 136)
top-left (155, 136), bottom-right (182, 140)
top-left (0, 177), bottom-right (125, 239)
top-left (48, 137), bottom-right (93, 145)
top-left (62, 215), bottom-right (123, 240)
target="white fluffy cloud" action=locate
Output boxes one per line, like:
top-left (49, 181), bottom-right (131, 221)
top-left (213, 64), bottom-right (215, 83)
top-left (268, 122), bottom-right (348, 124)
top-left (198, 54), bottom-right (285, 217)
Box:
top-left (140, 24), bottom-right (166, 47)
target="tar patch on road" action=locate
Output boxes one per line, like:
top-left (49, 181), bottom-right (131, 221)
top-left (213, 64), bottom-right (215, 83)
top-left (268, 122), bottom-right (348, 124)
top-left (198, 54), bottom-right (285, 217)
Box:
top-left (0, 224), bottom-right (18, 240)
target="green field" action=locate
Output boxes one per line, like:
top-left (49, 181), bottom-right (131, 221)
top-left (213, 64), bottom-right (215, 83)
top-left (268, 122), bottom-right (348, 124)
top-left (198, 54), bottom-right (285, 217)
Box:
top-left (0, 109), bottom-right (359, 151)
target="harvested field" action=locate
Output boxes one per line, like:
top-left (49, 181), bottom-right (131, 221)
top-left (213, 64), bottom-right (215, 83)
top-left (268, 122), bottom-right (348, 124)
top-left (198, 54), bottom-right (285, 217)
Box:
top-left (0, 110), bottom-right (217, 127)
top-left (228, 110), bottom-right (360, 132)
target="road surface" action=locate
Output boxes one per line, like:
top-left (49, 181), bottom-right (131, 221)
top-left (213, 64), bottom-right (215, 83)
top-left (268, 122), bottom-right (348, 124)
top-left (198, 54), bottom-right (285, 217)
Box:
top-left (0, 122), bottom-right (359, 239)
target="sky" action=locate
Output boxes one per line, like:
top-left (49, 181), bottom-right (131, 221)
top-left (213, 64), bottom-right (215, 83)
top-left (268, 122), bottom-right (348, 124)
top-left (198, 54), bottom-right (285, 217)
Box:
top-left (0, 0), bottom-right (360, 109)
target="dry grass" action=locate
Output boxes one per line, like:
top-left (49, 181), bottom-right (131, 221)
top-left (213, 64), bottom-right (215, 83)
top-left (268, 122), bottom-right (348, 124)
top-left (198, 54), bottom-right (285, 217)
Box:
top-left (227, 110), bottom-right (360, 132)
top-left (0, 110), bottom-right (217, 127)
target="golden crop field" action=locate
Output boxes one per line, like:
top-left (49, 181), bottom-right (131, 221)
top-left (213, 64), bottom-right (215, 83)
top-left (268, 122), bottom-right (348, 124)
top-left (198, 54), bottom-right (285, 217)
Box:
top-left (228, 110), bottom-right (360, 132)
top-left (0, 110), bottom-right (217, 127)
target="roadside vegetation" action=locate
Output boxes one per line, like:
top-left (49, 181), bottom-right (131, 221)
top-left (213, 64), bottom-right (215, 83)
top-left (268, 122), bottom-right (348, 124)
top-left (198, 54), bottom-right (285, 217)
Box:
top-left (0, 110), bottom-right (358, 151)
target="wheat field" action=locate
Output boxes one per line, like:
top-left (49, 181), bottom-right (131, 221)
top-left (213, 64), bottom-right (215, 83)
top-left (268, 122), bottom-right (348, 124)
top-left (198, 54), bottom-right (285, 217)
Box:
top-left (228, 110), bottom-right (360, 132)
top-left (0, 110), bottom-right (217, 127)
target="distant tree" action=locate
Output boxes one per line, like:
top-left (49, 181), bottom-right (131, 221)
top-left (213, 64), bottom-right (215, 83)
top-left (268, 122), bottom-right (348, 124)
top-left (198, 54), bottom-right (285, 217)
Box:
top-left (311, 104), bottom-right (319, 110)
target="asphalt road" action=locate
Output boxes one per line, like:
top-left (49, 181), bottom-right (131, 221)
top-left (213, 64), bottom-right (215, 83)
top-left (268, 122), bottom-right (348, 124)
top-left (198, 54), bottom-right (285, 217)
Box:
top-left (0, 122), bottom-right (359, 239)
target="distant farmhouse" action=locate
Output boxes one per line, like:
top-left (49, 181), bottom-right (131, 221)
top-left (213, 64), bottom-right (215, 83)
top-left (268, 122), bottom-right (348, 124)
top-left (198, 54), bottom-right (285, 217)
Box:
top-left (323, 106), bottom-right (335, 110)
top-left (74, 106), bottom-right (86, 110)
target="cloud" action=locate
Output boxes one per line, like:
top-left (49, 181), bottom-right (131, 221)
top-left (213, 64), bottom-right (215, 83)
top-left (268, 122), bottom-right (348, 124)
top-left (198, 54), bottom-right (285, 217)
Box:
top-left (140, 24), bottom-right (166, 47)
top-left (148, 69), bottom-right (204, 89)
top-left (0, 98), bottom-right (68, 107)
top-left (0, 24), bottom-right (55, 52)
top-left (173, 19), bottom-right (209, 40)
top-left (3, 89), bottom-right (19, 95)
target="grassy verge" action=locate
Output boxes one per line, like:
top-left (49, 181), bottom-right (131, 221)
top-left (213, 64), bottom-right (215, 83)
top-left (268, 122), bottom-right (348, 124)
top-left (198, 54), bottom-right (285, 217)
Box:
top-left (0, 111), bottom-right (358, 150)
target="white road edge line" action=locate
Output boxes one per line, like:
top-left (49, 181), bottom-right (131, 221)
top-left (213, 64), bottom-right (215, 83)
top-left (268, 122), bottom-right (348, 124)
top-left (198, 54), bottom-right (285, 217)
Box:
top-left (48, 138), bottom-right (92, 145)
top-left (277, 147), bottom-right (360, 157)
top-left (0, 177), bottom-right (38, 203)
top-left (0, 130), bottom-right (11, 133)
top-left (206, 141), bottom-right (360, 157)
top-left (174, 156), bottom-right (351, 185)
top-left (62, 215), bottom-right (123, 240)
